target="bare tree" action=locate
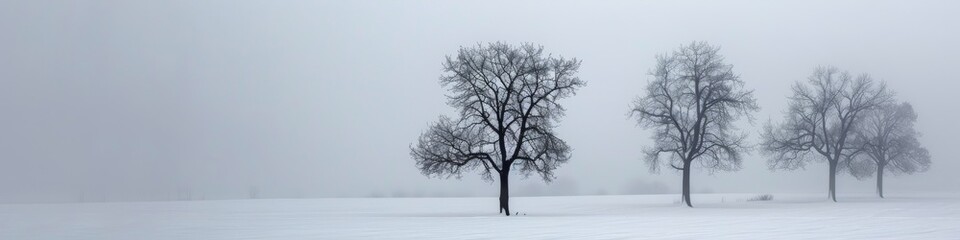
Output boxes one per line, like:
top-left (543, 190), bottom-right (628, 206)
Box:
top-left (850, 102), bottom-right (931, 198)
top-left (761, 66), bottom-right (892, 202)
top-left (248, 186), bottom-right (259, 199)
top-left (630, 42), bottom-right (758, 207)
top-left (410, 42), bottom-right (584, 216)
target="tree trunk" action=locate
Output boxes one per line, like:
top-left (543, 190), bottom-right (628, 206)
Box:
top-left (682, 161), bottom-right (692, 207)
top-left (828, 160), bottom-right (837, 202)
top-left (877, 164), bottom-right (885, 198)
top-left (498, 170), bottom-right (510, 216)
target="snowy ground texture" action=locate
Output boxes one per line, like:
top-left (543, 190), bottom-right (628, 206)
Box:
top-left (2, 193), bottom-right (959, 239)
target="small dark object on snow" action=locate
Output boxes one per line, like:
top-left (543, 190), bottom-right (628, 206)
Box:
top-left (747, 194), bottom-right (774, 201)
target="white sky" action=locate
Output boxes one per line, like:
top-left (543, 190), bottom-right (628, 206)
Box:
top-left (1, 0), bottom-right (958, 200)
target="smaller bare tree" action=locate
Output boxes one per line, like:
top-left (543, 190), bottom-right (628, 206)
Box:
top-left (631, 41), bottom-right (758, 207)
top-left (850, 102), bottom-right (931, 198)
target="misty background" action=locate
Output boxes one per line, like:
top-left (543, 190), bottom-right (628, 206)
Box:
top-left (1, 0), bottom-right (958, 202)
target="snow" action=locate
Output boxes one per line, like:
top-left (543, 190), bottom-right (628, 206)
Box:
top-left (2, 193), bottom-right (959, 239)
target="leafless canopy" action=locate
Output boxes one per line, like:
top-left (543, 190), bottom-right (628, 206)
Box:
top-left (411, 42), bottom-right (584, 183)
top-left (631, 42), bottom-right (758, 173)
top-left (852, 102), bottom-right (931, 176)
top-left (761, 66), bottom-right (892, 170)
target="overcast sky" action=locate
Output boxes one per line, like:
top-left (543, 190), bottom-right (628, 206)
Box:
top-left (1, 0), bottom-right (958, 201)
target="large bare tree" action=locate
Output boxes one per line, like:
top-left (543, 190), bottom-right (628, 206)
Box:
top-left (410, 42), bottom-right (584, 216)
top-left (850, 102), bottom-right (931, 198)
top-left (761, 66), bottom-right (892, 202)
top-left (631, 42), bottom-right (758, 207)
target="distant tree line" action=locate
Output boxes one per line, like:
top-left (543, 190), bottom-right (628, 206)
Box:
top-left (411, 41), bottom-right (931, 215)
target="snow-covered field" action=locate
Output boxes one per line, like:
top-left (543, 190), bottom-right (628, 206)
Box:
top-left (1, 193), bottom-right (958, 239)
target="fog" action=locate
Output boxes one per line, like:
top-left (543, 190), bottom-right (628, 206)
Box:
top-left (1, 0), bottom-right (958, 202)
